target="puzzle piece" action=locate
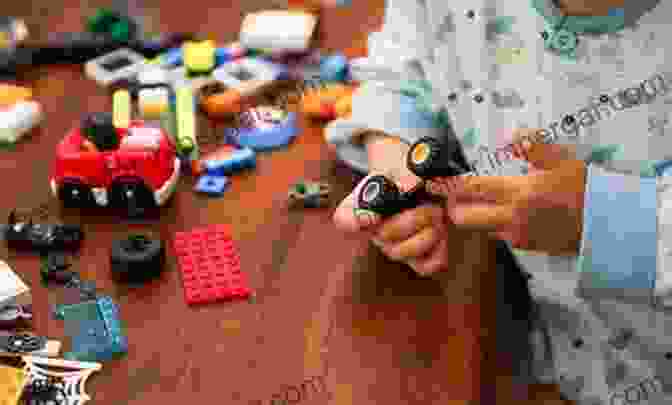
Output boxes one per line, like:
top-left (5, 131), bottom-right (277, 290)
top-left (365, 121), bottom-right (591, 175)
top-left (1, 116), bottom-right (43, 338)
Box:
top-left (173, 224), bottom-right (251, 305)
top-left (194, 175), bottom-right (229, 196)
top-left (54, 296), bottom-right (128, 362)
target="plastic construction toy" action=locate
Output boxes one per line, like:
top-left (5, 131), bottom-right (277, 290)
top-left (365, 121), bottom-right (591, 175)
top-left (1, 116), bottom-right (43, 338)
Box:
top-left (194, 175), bottom-right (229, 196)
top-left (0, 332), bottom-right (60, 357)
top-left (300, 83), bottom-right (354, 120)
top-left (226, 106), bottom-right (298, 150)
top-left (174, 86), bottom-right (199, 160)
top-left (50, 112), bottom-right (180, 217)
top-left (183, 40), bottom-right (216, 76)
top-left (173, 224), bottom-right (252, 305)
top-left (0, 100), bottom-right (42, 145)
top-left (199, 147), bottom-right (256, 177)
top-left (200, 58), bottom-right (285, 118)
top-left (0, 304), bottom-right (31, 329)
top-left (4, 211), bottom-right (83, 252)
top-left (84, 48), bottom-right (147, 87)
top-left (54, 296), bottom-right (128, 362)
top-left (240, 10), bottom-right (318, 52)
top-left (288, 181), bottom-right (331, 208)
top-left (0, 84), bottom-right (32, 106)
top-left (110, 234), bottom-right (165, 283)
top-left (358, 135), bottom-right (471, 217)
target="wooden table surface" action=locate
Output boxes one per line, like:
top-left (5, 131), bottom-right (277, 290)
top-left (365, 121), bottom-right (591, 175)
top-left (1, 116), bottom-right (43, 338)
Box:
top-left (1, 1), bottom-right (569, 404)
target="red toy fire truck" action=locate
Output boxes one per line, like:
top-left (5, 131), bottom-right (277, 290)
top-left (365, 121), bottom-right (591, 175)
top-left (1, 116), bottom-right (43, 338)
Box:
top-left (50, 112), bottom-right (180, 216)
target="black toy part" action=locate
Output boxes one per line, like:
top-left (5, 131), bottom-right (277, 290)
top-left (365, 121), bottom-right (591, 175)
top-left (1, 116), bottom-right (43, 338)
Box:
top-left (0, 333), bottom-right (46, 353)
top-left (357, 175), bottom-right (434, 218)
top-left (406, 136), bottom-right (471, 179)
top-left (81, 112), bottom-right (119, 151)
top-left (110, 234), bottom-right (165, 282)
top-left (20, 377), bottom-right (67, 405)
top-left (0, 305), bottom-right (32, 329)
top-left (4, 212), bottom-right (83, 252)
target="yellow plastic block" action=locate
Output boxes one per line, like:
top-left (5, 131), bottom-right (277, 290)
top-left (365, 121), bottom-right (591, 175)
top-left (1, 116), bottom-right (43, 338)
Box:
top-left (0, 84), bottom-right (32, 107)
top-left (183, 40), bottom-right (216, 73)
top-left (112, 89), bottom-right (131, 130)
top-left (0, 365), bottom-right (27, 405)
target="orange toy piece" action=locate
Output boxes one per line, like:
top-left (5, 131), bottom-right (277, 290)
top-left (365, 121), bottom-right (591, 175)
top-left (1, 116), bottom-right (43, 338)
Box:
top-left (200, 88), bottom-right (245, 118)
top-left (300, 84), bottom-right (355, 120)
top-left (0, 84), bottom-right (32, 107)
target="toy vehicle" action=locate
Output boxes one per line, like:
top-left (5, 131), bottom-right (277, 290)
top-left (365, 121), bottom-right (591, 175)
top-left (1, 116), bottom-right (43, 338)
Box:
top-left (4, 211), bottom-right (83, 252)
top-left (0, 100), bottom-right (42, 144)
top-left (288, 181), bottom-right (330, 208)
top-left (357, 135), bottom-right (471, 217)
top-left (226, 106), bottom-right (298, 150)
top-left (0, 304), bottom-right (32, 329)
top-left (50, 112), bottom-right (180, 216)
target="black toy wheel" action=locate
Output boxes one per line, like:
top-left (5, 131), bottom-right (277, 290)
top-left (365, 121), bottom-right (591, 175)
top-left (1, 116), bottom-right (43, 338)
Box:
top-left (109, 179), bottom-right (156, 217)
top-left (5, 333), bottom-right (45, 353)
top-left (110, 234), bottom-right (165, 282)
top-left (56, 224), bottom-right (83, 246)
top-left (81, 112), bottom-right (119, 151)
top-left (406, 136), bottom-right (469, 179)
top-left (58, 180), bottom-right (96, 208)
top-left (357, 175), bottom-right (402, 217)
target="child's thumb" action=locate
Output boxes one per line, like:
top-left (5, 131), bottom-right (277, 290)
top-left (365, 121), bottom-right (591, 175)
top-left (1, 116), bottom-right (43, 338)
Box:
top-left (520, 141), bottom-right (576, 170)
top-left (333, 191), bottom-right (381, 232)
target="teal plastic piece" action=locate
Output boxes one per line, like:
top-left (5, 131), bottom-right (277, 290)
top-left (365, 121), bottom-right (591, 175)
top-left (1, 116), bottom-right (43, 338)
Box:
top-left (54, 296), bottom-right (128, 362)
top-left (530, 0), bottom-right (625, 34)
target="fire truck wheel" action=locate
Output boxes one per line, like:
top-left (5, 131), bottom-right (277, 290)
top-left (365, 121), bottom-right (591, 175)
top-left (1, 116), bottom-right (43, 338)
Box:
top-left (58, 180), bottom-right (96, 208)
top-left (110, 234), bottom-right (165, 282)
top-left (109, 180), bottom-right (156, 217)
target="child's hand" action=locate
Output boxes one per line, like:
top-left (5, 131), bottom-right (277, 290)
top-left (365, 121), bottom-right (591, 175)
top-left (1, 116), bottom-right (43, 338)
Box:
top-left (333, 172), bottom-right (454, 275)
top-left (427, 132), bottom-right (586, 255)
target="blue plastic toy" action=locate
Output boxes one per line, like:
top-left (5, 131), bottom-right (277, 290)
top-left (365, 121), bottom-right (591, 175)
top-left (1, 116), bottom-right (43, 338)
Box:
top-left (154, 45), bottom-right (245, 68)
top-left (195, 175), bottom-right (229, 195)
top-left (227, 110), bottom-right (298, 151)
top-left (320, 53), bottom-right (349, 82)
top-left (53, 296), bottom-right (128, 362)
top-left (202, 147), bottom-right (256, 176)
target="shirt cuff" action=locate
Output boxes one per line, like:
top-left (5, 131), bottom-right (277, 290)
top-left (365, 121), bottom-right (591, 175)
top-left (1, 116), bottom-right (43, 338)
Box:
top-left (575, 165), bottom-right (658, 305)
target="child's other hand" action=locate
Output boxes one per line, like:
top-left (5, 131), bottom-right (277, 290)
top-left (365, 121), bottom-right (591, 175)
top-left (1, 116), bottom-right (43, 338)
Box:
top-left (427, 130), bottom-right (586, 255)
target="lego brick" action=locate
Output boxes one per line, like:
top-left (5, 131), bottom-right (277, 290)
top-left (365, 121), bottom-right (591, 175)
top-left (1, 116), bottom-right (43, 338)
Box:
top-left (173, 225), bottom-right (251, 305)
top-left (194, 175), bottom-right (229, 196)
top-left (54, 296), bottom-right (127, 362)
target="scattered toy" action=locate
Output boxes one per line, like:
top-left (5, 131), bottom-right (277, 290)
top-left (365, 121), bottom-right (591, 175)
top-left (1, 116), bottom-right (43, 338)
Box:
top-left (4, 211), bottom-right (83, 252)
top-left (54, 296), bottom-right (127, 362)
top-left (319, 53), bottom-right (349, 82)
top-left (51, 113), bottom-right (180, 217)
top-left (226, 106), bottom-right (297, 150)
top-left (173, 224), bottom-right (251, 305)
top-left (84, 48), bottom-right (147, 87)
top-left (183, 40), bottom-right (216, 76)
top-left (300, 83), bottom-right (353, 120)
top-left (191, 144), bottom-right (238, 175)
top-left (0, 332), bottom-right (60, 357)
top-left (0, 305), bottom-right (31, 330)
top-left (0, 84), bottom-right (31, 106)
top-left (0, 100), bottom-right (42, 145)
top-left (194, 175), bottom-right (230, 196)
top-left (239, 10), bottom-right (318, 52)
top-left (86, 8), bottom-right (141, 42)
top-left (199, 147), bottom-right (256, 176)
top-left (288, 180), bottom-right (331, 208)
top-left (175, 85), bottom-right (198, 160)
top-left (110, 234), bottom-right (165, 283)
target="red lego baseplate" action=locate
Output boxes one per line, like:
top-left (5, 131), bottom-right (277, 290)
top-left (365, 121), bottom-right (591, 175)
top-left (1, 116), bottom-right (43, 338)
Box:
top-left (173, 224), bottom-right (252, 305)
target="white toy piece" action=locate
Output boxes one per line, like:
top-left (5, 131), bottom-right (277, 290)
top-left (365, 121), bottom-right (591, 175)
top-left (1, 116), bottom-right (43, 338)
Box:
top-left (168, 66), bottom-right (218, 93)
top-left (0, 101), bottom-right (42, 144)
top-left (137, 66), bottom-right (170, 85)
top-left (84, 48), bottom-right (147, 87)
top-left (212, 57), bottom-right (282, 97)
top-left (239, 10), bottom-right (318, 52)
top-left (0, 260), bottom-right (29, 310)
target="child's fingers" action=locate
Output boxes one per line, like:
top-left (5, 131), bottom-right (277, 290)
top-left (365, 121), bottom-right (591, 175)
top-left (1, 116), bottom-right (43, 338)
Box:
top-left (452, 175), bottom-right (524, 203)
top-left (407, 237), bottom-right (448, 276)
top-left (373, 225), bottom-right (440, 263)
top-left (333, 191), bottom-right (380, 232)
top-left (447, 203), bottom-right (515, 231)
top-left (374, 204), bottom-right (442, 243)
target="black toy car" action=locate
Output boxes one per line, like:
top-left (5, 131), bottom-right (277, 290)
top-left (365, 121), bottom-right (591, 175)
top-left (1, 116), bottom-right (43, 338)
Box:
top-left (4, 211), bottom-right (83, 251)
top-left (358, 134), bottom-right (471, 217)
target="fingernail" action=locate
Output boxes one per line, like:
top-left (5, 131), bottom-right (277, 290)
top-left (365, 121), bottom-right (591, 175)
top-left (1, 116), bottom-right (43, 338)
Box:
top-left (354, 208), bottom-right (377, 227)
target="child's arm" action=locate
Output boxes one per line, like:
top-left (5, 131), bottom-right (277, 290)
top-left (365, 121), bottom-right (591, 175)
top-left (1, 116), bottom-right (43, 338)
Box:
top-left (574, 163), bottom-right (668, 307)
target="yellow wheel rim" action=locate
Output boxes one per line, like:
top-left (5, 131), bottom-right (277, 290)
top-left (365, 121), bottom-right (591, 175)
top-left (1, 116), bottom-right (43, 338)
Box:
top-left (411, 143), bottom-right (430, 164)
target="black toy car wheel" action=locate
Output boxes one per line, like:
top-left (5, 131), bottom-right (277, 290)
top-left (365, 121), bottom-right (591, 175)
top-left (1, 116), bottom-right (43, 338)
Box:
top-left (58, 179), bottom-right (96, 208)
top-left (110, 234), bottom-right (165, 282)
top-left (357, 175), bottom-right (402, 217)
top-left (4, 333), bottom-right (45, 353)
top-left (407, 136), bottom-right (470, 179)
top-left (109, 179), bottom-right (156, 217)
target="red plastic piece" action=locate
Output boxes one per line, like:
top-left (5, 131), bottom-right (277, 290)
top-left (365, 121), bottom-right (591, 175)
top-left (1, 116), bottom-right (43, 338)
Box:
top-left (173, 224), bottom-right (251, 305)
